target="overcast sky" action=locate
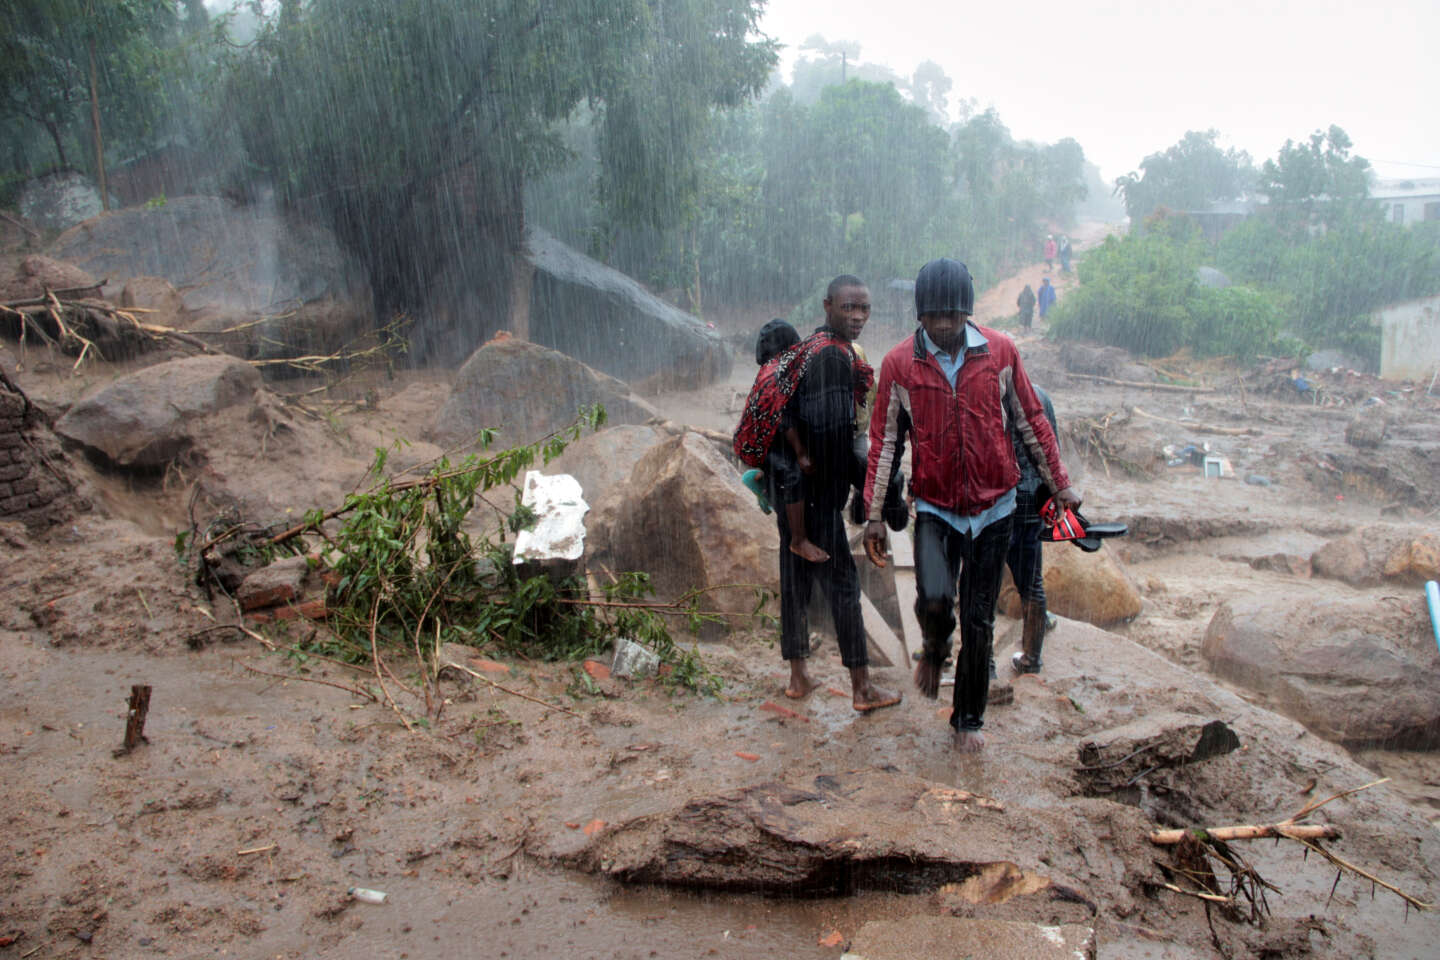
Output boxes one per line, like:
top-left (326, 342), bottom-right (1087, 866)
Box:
top-left (758, 0), bottom-right (1440, 184)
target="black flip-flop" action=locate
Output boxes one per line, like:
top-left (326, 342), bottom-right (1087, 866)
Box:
top-left (1072, 515), bottom-right (1127, 552)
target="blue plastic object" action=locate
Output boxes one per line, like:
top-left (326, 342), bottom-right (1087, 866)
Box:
top-left (1427, 581), bottom-right (1440, 654)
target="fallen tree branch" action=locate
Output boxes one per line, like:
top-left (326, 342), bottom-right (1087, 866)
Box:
top-left (1129, 405), bottom-right (1260, 437)
top-left (1293, 838), bottom-right (1434, 912)
top-left (239, 662), bottom-right (375, 701)
top-left (1150, 824), bottom-right (1340, 845)
top-left (445, 660), bottom-right (582, 718)
top-left (1066, 372), bottom-right (1215, 393)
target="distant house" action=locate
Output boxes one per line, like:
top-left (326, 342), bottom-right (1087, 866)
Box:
top-left (1375, 294), bottom-right (1440, 382)
top-left (1176, 198), bottom-right (1262, 243)
top-left (1371, 179), bottom-right (1440, 226)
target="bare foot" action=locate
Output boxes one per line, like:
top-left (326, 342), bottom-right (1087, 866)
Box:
top-left (913, 660), bottom-right (941, 699)
top-left (788, 539), bottom-right (830, 563)
top-left (953, 729), bottom-right (986, 753)
top-left (853, 682), bottom-right (902, 713)
top-left (785, 663), bottom-right (817, 700)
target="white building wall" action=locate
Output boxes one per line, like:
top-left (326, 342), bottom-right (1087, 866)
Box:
top-left (1378, 295), bottom-right (1440, 381)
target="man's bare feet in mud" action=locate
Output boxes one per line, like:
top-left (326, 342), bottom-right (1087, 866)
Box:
top-left (913, 660), bottom-right (941, 699)
top-left (850, 666), bottom-right (901, 713)
top-left (785, 660), bottom-right (818, 699)
top-left (789, 539), bottom-right (830, 563)
top-left (953, 729), bottom-right (986, 754)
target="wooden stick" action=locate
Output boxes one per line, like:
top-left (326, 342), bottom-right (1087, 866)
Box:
top-left (446, 660), bottom-right (582, 718)
top-left (239, 662), bottom-right (374, 701)
top-left (117, 684), bottom-right (152, 755)
top-left (1293, 838), bottom-right (1433, 911)
top-left (1150, 823), bottom-right (1340, 845)
top-left (1129, 405), bottom-right (1260, 437)
top-left (1066, 373), bottom-right (1214, 393)
top-left (1158, 880), bottom-right (1234, 904)
top-left (237, 843), bottom-right (277, 856)
top-left (1283, 777), bottom-right (1389, 824)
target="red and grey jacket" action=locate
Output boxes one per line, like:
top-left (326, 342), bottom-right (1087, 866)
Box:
top-left (864, 324), bottom-right (1070, 520)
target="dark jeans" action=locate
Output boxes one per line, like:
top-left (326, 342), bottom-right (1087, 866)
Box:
top-left (776, 503), bottom-right (866, 669)
top-left (1006, 517), bottom-right (1046, 607)
top-left (913, 511), bottom-right (1012, 732)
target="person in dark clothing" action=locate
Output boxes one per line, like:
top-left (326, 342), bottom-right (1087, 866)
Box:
top-left (1016, 284), bottom-right (1036, 330)
top-left (863, 259), bottom-right (1080, 753)
top-left (1006, 384), bottom-right (1057, 674)
top-left (742, 319), bottom-right (830, 562)
top-left (1037, 277), bottom-right (1057, 320)
top-left (774, 276), bottom-right (901, 713)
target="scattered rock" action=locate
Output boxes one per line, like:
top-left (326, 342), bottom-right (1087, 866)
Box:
top-left (1203, 595), bottom-right (1440, 748)
top-left (0, 255), bottom-right (98, 301)
top-left (1076, 713), bottom-right (1240, 796)
top-left (432, 337), bottom-right (658, 450)
top-left (1381, 535), bottom-right (1440, 585)
top-left (1058, 342), bottom-right (1155, 383)
top-left (49, 195), bottom-right (372, 355)
top-left (586, 432), bottom-right (778, 637)
top-left (18, 171), bottom-right (110, 232)
top-left (1344, 406), bottom-right (1386, 448)
top-left (55, 355), bottom-right (261, 468)
top-left (236, 555), bottom-right (311, 611)
top-left (120, 276), bottom-right (187, 329)
top-left (1247, 553), bottom-right (1311, 578)
top-left (999, 542), bottom-right (1141, 627)
top-left (542, 424), bottom-right (663, 507)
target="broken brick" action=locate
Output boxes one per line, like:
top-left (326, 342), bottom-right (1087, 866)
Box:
top-left (582, 660), bottom-right (611, 680)
top-left (467, 658), bottom-right (511, 674)
top-left (582, 819), bottom-right (605, 836)
top-left (734, 751), bottom-right (760, 762)
top-left (759, 701), bottom-right (809, 722)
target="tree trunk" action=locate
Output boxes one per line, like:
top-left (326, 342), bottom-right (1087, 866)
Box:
top-left (88, 36), bottom-right (108, 212)
top-left (44, 118), bottom-right (68, 168)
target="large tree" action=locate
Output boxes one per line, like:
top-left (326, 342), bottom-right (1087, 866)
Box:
top-left (1113, 129), bottom-right (1255, 221)
top-left (226, 0), bottom-right (775, 354)
top-left (1256, 124), bottom-right (1371, 233)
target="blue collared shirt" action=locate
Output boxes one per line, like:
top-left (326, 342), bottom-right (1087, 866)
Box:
top-left (915, 323), bottom-right (1017, 536)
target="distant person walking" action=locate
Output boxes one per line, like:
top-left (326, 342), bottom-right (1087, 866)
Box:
top-left (1016, 284), bottom-right (1036, 330)
top-left (1043, 235), bottom-right (1057, 271)
top-left (1037, 277), bottom-right (1056, 321)
top-left (1059, 235), bottom-right (1072, 273)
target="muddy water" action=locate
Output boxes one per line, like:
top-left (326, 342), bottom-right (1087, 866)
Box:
top-left (312, 869), bottom-right (935, 959)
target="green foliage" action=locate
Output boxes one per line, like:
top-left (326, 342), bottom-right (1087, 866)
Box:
top-left (1219, 215), bottom-right (1440, 362)
top-left (1049, 214), bottom-right (1284, 360)
top-left (1113, 130), bottom-right (1256, 222)
top-left (287, 404), bottom-right (721, 697)
top-left (1256, 125), bottom-right (1371, 234)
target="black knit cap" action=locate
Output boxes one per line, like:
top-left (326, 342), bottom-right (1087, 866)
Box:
top-left (914, 258), bottom-right (974, 316)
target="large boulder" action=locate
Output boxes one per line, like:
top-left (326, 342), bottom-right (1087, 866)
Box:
top-left (49, 195), bottom-right (372, 354)
top-left (0, 255), bottom-right (98, 300)
top-left (998, 541), bottom-right (1142, 627)
top-left (1202, 595), bottom-right (1440, 748)
top-left (586, 431), bottom-right (778, 636)
top-left (1058, 342), bottom-right (1154, 384)
top-left (432, 336), bottom-right (659, 449)
top-left (1309, 526), bottom-right (1438, 587)
top-left (18, 171), bottom-right (111, 232)
top-left (55, 355), bottom-right (261, 468)
top-left (526, 228), bottom-right (731, 389)
top-left (543, 424), bottom-right (663, 507)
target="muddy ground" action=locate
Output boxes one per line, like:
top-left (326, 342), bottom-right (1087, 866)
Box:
top-left (3, 253), bottom-right (1440, 958)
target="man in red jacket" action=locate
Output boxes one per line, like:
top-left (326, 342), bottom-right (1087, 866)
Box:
top-left (863, 258), bottom-right (1081, 753)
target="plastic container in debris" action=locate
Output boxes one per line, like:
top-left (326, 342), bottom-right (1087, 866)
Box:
top-left (611, 638), bottom-right (661, 679)
top-left (348, 887), bottom-right (387, 904)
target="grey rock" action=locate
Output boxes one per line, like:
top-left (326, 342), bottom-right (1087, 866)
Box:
top-left (527, 228), bottom-right (731, 389)
top-left (1203, 595), bottom-right (1440, 748)
top-left (542, 424), bottom-right (663, 507)
top-left (56, 355), bottom-right (261, 467)
top-left (586, 431), bottom-right (778, 638)
top-left (432, 337), bottom-right (659, 449)
top-left (18, 171), bottom-right (112, 232)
